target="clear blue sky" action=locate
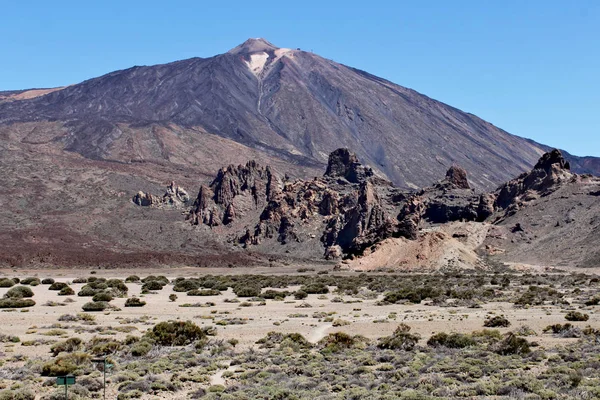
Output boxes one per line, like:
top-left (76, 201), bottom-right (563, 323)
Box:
top-left (1, 0), bottom-right (598, 156)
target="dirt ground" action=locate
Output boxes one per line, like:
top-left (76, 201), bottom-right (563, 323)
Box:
top-left (0, 267), bottom-right (597, 399)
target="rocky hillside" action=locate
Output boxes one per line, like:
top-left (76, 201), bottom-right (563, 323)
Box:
top-left (0, 38), bottom-right (597, 191)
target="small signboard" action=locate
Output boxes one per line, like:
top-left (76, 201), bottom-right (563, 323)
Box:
top-left (56, 375), bottom-right (76, 386)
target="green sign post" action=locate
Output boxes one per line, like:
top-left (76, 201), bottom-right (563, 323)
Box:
top-left (56, 375), bottom-right (75, 399)
top-left (92, 357), bottom-right (112, 400)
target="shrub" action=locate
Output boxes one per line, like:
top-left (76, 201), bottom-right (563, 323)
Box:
top-left (107, 279), bottom-right (128, 291)
top-left (493, 333), bottom-right (531, 355)
top-left (49, 282), bottom-right (68, 291)
top-left (173, 279), bottom-right (201, 292)
top-left (484, 316), bottom-right (511, 328)
top-left (78, 377), bottom-right (103, 393)
top-left (20, 277), bottom-right (40, 286)
top-left (41, 352), bottom-right (91, 376)
top-left (5, 286), bottom-right (34, 298)
top-left (187, 289), bottom-right (221, 296)
top-left (319, 332), bottom-right (358, 352)
top-left (262, 290), bottom-right (290, 299)
top-left (0, 388), bottom-right (35, 400)
top-left (257, 332), bottom-right (312, 350)
top-left (427, 332), bottom-right (476, 348)
top-left (125, 297), bottom-right (146, 307)
top-left (294, 290), bottom-right (308, 300)
top-left (92, 292), bottom-right (114, 302)
top-left (0, 298), bottom-right (35, 308)
top-left (82, 301), bottom-right (108, 312)
top-left (0, 278), bottom-right (15, 288)
top-left (125, 275), bottom-right (140, 283)
top-left (78, 286), bottom-right (99, 297)
top-left (50, 337), bottom-right (83, 356)
top-left (565, 311), bottom-right (589, 321)
top-left (378, 324), bottom-right (420, 351)
top-left (141, 281), bottom-right (164, 291)
top-left (300, 282), bottom-right (329, 294)
top-left (233, 285), bottom-right (261, 297)
top-left (130, 340), bottom-right (153, 356)
top-left (41, 278), bottom-right (55, 285)
top-left (87, 337), bottom-right (121, 356)
top-left (169, 294), bottom-right (177, 302)
top-left (514, 286), bottom-right (562, 306)
top-left (72, 277), bottom-right (87, 284)
top-left (58, 286), bottom-right (75, 296)
top-left (145, 320), bottom-right (206, 346)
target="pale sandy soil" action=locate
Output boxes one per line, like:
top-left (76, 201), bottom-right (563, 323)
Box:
top-left (0, 269), bottom-right (596, 399)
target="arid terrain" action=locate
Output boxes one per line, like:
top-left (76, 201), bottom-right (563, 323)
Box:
top-left (1, 268), bottom-right (600, 399)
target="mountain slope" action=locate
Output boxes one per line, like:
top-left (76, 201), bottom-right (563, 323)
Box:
top-left (1, 38), bottom-right (597, 190)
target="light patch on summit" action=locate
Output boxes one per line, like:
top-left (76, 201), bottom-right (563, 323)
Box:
top-left (245, 52), bottom-right (269, 76)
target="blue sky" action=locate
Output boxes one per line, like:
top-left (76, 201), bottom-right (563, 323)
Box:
top-left (1, 0), bottom-right (598, 156)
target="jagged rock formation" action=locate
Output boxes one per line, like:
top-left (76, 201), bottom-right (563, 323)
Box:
top-left (494, 149), bottom-right (575, 214)
top-left (187, 161), bottom-right (280, 227)
top-left (132, 182), bottom-right (190, 209)
top-left (189, 148), bottom-right (492, 259)
top-left (182, 147), bottom-right (600, 269)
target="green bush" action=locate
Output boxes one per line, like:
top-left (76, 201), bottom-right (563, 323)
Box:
top-left (187, 289), bottom-right (221, 296)
top-left (125, 275), bottom-right (140, 283)
top-left (169, 294), bottom-right (177, 302)
top-left (41, 278), bottom-right (55, 285)
top-left (78, 286), bottom-right (99, 297)
top-left (49, 282), bottom-right (68, 291)
top-left (107, 279), bottom-right (129, 295)
top-left (141, 281), bottom-right (164, 291)
top-left (92, 292), bottom-right (114, 302)
top-left (294, 290), bottom-right (308, 300)
top-left (50, 337), bottom-right (83, 356)
top-left (5, 286), bottom-right (34, 298)
top-left (125, 297), bottom-right (146, 307)
top-left (0, 278), bottom-right (15, 288)
top-left (300, 282), bottom-right (329, 294)
top-left (494, 333), bottom-right (531, 355)
top-left (72, 277), bottom-right (87, 284)
top-left (233, 285), bottom-right (261, 297)
top-left (0, 298), bottom-right (35, 308)
top-left (565, 311), bottom-right (589, 321)
top-left (427, 332), bottom-right (476, 348)
top-left (82, 301), bottom-right (108, 312)
top-left (173, 279), bottom-right (201, 292)
top-left (20, 277), bottom-right (40, 286)
top-left (130, 340), bottom-right (153, 356)
top-left (318, 332), bottom-right (359, 352)
top-left (262, 289), bottom-right (290, 299)
top-left (484, 316), bottom-right (511, 328)
top-left (41, 352), bottom-right (91, 376)
top-left (0, 388), bottom-right (35, 400)
top-left (58, 286), bottom-right (75, 296)
top-left (87, 337), bottom-right (121, 356)
top-left (145, 320), bottom-right (206, 346)
top-left (378, 324), bottom-right (420, 351)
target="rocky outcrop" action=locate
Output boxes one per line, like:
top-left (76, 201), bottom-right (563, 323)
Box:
top-left (495, 149), bottom-right (573, 212)
top-left (203, 149), bottom-right (491, 259)
top-left (324, 148), bottom-right (374, 183)
top-left (188, 161), bottom-right (279, 226)
top-left (133, 191), bottom-right (158, 207)
top-left (134, 148), bottom-right (585, 266)
top-left (132, 182), bottom-right (190, 209)
top-left (445, 166), bottom-right (470, 189)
